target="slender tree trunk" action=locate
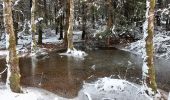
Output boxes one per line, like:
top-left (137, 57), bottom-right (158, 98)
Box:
top-left (54, 5), bottom-right (59, 35)
top-left (3, 0), bottom-right (22, 93)
top-left (38, 21), bottom-right (42, 45)
top-left (43, 0), bottom-right (48, 25)
top-left (13, 21), bottom-right (18, 45)
top-left (107, 0), bottom-right (113, 29)
top-left (31, 0), bottom-right (37, 52)
top-left (67, 0), bottom-right (74, 50)
top-left (64, 0), bottom-right (70, 48)
top-left (82, 1), bottom-right (86, 40)
top-left (59, 15), bottom-right (63, 40)
top-left (91, 6), bottom-right (95, 29)
top-left (143, 0), bottom-right (157, 95)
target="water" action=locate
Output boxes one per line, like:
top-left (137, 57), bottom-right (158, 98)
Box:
top-left (0, 49), bottom-right (169, 98)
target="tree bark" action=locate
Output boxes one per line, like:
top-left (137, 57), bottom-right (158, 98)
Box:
top-left (82, 1), bottom-right (86, 40)
top-left (64, 0), bottom-right (70, 48)
top-left (38, 21), bottom-right (42, 45)
top-left (43, 0), bottom-right (48, 25)
top-left (59, 14), bottom-right (63, 40)
top-left (91, 6), bottom-right (95, 29)
top-left (67, 0), bottom-right (74, 50)
top-left (3, 0), bottom-right (22, 93)
top-left (54, 4), bottom-right (59, 35)
top-left (107, 0), bottom-right (113, 29)
top-left (31, 0), bottom-right (37, 52)
top-left (144, 0), bottom-right (157, 94)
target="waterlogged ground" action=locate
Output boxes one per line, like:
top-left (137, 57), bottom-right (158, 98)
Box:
top-left (0, 49), bottom-right (170, 99)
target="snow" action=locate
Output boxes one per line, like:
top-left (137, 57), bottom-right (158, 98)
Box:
top-left (35, 17), bottom-right (43, 24)
top-left (43, 35), bottom-right (62, 44)
top-left (124, 30), bottom-right (170, 59)
top-left (78, 77), bottom-right (152, 100)
top-left (93, 25), bottom-right (107, 37)
top-left (60, 48), bottom-right (87, 59)
top-left (0, 50), bottom-right (8, 56)
top-left (0, 83), bottom-right (70, 100)
top-left (0, 77), bottom-right (167, 100)
top-left (141, 0), bottom-right (150, 89)
top-left (168, 92), bottom-right (170, 100)
top-left (13, 0), bottom-right (21, 6)
top-left (0, 28), bottom-right (86, 59)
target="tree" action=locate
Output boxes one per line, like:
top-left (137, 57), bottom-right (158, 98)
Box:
top-left (64, 0), bottom-right (70, 48)
top-left (3, 0), bottom-right (22, 93)
top-left (67, 0), bottom-right (74, 50)
top-left (31, 0), bottom-right (37, 53)
top-left (58, 0), bottom-right (64, 40)
top-left (43, 0), bottom-right (48, 25)
top-left (37, 20), bottom-right (43, 45)
top-left (143, 0), bottom-right (157, 95)
top-left (107, 0), bottom-right (113, 30)
top-left (54, 0), bottom-right (59, 35)
top-left (81, 0), bottom-right (87, 40)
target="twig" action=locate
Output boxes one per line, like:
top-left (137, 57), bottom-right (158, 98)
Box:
top-left (0, 67), bottom-right (7, 75)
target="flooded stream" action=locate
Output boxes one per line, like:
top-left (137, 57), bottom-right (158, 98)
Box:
top-left (0, 49), bottom-right (170, 98)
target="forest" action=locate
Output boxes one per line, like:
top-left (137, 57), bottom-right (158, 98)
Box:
top-left (0, 0), bottom-right (170, 100)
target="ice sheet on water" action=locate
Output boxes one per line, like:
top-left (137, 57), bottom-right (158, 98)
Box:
top-left (78, 77), bottom-right (152, 100)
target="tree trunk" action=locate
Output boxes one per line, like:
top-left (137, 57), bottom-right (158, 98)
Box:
top-left (13, 21), bottom-right (18, 45)
top-left (143, 0), bottom-right (157, 95)
top-left (91, 6), bottom-right (95, 29)
top-left (54, 5), bottom-right (59, 35)
top-left (38, 21), bottom-right (42, 45)
top-left (59, 15), bottom-right (63, 40)
top-left (43, 0), bottom-right (48, 25)
top-left (82, 1), bottom-right (86, 40)
top-left (31, 0), bottom-right (37, 52)
top-left (67, 0), bottom-right (74, 50)
top-left (64, 0), bottom-right (70, 48)
top-left (107, 0), bottom-right (113, 29)
top-left (3, 0), bottom-right (22, 93)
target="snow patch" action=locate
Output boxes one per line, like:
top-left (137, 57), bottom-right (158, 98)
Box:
top-left (60, 48), bottom-right (87, 59)
top-left (0, 83), bottom-right (72, 100)
top-left (78, 77), bottom-right (152, 100)
top-left (0, 50), bottom-right (8, 56)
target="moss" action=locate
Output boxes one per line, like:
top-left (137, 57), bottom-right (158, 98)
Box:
top-left (145, 0), bottom-right (157, 95)
top-left (9, 72), bottom-right (23, 93)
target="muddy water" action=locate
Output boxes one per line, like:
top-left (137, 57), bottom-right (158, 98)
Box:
top-left (0, 49), bottom-right (170, 98)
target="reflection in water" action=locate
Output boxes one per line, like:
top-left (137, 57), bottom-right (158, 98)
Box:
top-left (31, 57), bottom-right (37, 75)
top-left (31, 57), bottom-right (37, 85)
top-left (0, 49), bottom-right (169, 98)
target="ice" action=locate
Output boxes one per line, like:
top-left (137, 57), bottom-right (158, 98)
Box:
top-left (0, 77), bottom-right (167, 100)
top-left (78, 77), bottom-right (152, 100)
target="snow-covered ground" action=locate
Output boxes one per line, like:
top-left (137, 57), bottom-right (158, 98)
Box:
top-left (0, 83), bottom-right (69, 100)
top-left (0, 28), bottom-right (83, 58)
top-left (60, 48), bottom-right (87, 59)
top-left (0, 29), bottom-right (61, 49)
top-left (124, 28), bottom-right (170, 59)
top-left (1, 77), bottom-right (168, 100)
top-left (78, 77), bottom-right (152, 100)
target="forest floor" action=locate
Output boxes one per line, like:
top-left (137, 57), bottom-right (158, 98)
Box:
top-left (0, 29), bottom-right (67, 59)
top-left (122, 27), bottom-right (170, 60)
top-left (1, 77), bottom-right (169, 100)
top-left (0, 29), bottom-right (84, 59)
top-left (0, 28), bottom-right (170, 99)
